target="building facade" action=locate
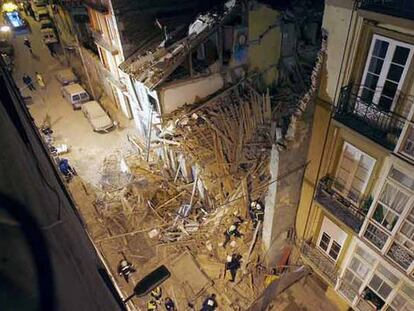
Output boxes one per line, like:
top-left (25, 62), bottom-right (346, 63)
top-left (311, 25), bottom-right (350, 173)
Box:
top-left (296, 1), bottom-right (414, 310)
top-left (85, 0), bottom-right (138, 119)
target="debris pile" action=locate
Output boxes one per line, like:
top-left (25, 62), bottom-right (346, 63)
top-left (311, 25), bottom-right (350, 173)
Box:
top-left (120, 0), bottom-right (236, 89)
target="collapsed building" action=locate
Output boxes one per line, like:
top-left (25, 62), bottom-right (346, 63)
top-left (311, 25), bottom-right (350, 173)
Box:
top-left (69, 0), bottom-right (327, 309)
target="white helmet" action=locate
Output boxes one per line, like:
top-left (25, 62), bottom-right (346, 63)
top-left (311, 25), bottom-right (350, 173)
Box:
top-left (227, 255), bottom-right (233, 262)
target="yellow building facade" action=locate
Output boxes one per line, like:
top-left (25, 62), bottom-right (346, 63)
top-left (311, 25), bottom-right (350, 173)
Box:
top-left (296, 1), bottom-right (414, 310)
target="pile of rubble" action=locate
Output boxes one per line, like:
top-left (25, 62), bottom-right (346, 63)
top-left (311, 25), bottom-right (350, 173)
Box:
top-left (120, 0), bottom-right (236, 89)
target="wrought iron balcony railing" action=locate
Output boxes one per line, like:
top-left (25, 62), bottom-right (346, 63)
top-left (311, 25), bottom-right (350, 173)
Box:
top-left (359, 0), bottom-right (414, 21)
top-left (334, 85), bottom-right (407, 150)
top-left (301, 241), bottom-right (339, 285)
top-left (315, 176), bottom-right (369, 233)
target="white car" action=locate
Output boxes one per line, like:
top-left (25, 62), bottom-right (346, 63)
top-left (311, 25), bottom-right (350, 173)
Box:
top-left (81, 101), bottom-right (114, 133)
top-left (55, 68), bottom-right (78, 85)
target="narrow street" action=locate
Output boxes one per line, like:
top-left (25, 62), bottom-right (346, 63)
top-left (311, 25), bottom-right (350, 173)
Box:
top-left (10, 13), bottom-right (135, 187)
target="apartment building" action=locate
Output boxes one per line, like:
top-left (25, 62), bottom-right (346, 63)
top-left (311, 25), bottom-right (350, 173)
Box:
top-left (296, 1), bottom-right (414, 310)
top-left (85, 0), bottom-right (138, 119)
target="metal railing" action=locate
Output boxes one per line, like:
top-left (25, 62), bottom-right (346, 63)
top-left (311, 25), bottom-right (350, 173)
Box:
top-left (334, 85), bottom-right (407, 150)
top-left (359, 0), bottom-right (414, 21)
top-left (315, 176), bottom-right (369, 233)
top-left (301, 241), bottom-right (339, 285)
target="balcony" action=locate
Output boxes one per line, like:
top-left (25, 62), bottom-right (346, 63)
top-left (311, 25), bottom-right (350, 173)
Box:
top-left (301, 241), bottom-right (339, 285)
top-left (359, 0), bottom-right (414, 21)
top-left (334, 85), bottom-right (406, 150)
top-left (90, 29), bottom-right (118, 55)
top-left (315, 176), bottom-right (369, 233)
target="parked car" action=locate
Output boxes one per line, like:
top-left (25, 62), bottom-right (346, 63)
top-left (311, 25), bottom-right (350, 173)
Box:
top-left (40, 19), bottom-right (54, 30)
top-left (0, 39), bottom-right (13, 56)
top-left (61, 83), bottom-right (90, 109)
top-left (3, 10), bottom-right (28, 32)
top-left (34, 7), bottom-right (48, 21)
top-left (81, 101), bottom-right (114, 133)
top-left (55, 68), bottom-right (78, 85)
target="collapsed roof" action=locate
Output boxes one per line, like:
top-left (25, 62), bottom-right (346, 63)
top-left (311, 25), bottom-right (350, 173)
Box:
top-left (118, 0), bottom-right (236, 90)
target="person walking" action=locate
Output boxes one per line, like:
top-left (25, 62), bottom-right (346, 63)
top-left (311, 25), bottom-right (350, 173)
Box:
top-left (36, 72), bottom-right (45, 88)
top-left (24, 37), bottom-right (33, 54)
top-left (22, 74), bottom-right (36, 91)
top-left (225, 254), bottom-right (241, 282)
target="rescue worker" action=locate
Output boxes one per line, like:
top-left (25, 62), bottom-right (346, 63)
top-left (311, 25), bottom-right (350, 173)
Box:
top-left (264, 268), bottom-right (279, 287)
top-left (147, 299), bottom-right (158, 310)
top-left (35, 72), bottom-right (45, 88)
top-left (151, 287), bottom-right (162, 302)
top-left (117, 259), bottom-right (135, 283)
top-left (201, 294), bottom-right (217, 311)
top-left (249, 201), bottom-right (264, 227)
top-left (225, 254), bottom-right (241, 282)
top-left (223, 219), bottom-right (243, 248)
top-left (164, 297), bottom-right (176, 311)
top-left (58, 158), bottom-right (76, 178)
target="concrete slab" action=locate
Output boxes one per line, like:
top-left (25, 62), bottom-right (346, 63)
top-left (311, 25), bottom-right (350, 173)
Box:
top-left (169, 251), bottom-right (213, 297)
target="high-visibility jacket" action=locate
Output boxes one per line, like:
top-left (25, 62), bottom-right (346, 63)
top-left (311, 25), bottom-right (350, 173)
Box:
top-left (151, 287), bottom-right (162, 299)
top-left (147, 300), bottom-right (157, 310)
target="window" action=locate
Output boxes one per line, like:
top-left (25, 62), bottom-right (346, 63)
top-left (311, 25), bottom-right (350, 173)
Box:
top-left (329, 241), bottom-right (342, 260)
top-left (395, 205), bottom-right (414, 252)
top-left (334, 142), bottom-right (375, 203)
top-left (389, 167), bottom-right (414, 191)
top-left (72, 95), bottom-right (80, 101)
top-left (365, 167), bottom-right (414, 271)
top-left (387, 293), bottom-right (414, 311)
top-left (364, 222), bottom-right (389, 249)
top-left (401, 125), bottom-right (414, 159)
top-left (360, 35), bottom-right (414, 111)
top-left (319, 232), bottom-right (330, 251)
top-left (387, 241), bottom-right (414, 270)
top-left (372, 182), bottom-right (409, 231)
top-left (377, 264), bottom-right (399, 285)
top-left (369, 274), bottom-right (392, 300)
top-left (317, 217), bottom-right (347, 261)
top-left (349, 257), bottom-right (370, 280)
top-left (355, 245), bottom-right (376, 266)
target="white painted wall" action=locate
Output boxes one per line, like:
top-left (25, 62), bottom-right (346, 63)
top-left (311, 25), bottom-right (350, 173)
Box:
top-left (159, 73), bottom-right (224, 114)
top-left (263, 145), bottom-right (279, 251)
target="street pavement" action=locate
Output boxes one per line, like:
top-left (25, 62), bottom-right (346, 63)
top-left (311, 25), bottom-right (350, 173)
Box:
top-left (9, 12), bottom-right (135, 187)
